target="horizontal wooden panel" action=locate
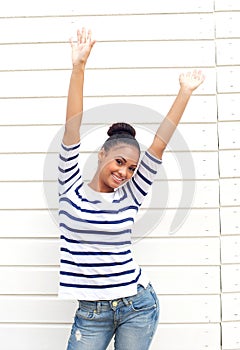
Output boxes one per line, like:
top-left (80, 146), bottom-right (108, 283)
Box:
top-left (0, 268), bottom-right (58, 294)
top-left (0, 180), bottom-right (220, 210)
top-left (221, 236), bottom-right (240, 264)
top-left (0, 95), bottom-right (217, 125)
top-left (133, 238), bottom-right (220, 266)
top-left (0, 297), bottom-right (77, 323)
top-left (218, 122), bottom-right (240, 149)
top-left (219, 150), bottom-right (240, 177)
top-left (0, 237), bottom-right (220, 266)
top-left (0, 41), bottom-right (216, 71)
top-left (149, 208), bottom-right (220, 237)
top-left (0, 239), bottom-right (59, 266)
top-left (216, 39), bottom-right (240, 65)
top-left (0, 124), bottom-right (218, 153)
top-left (1, 0), bottom-right (214, 17)
top-left (220, 207), bottom-right (240, 235)
top-left (0, 151), bottom-right (219, 181)
top-left (0, 324), bottom-right (220, 350)
top-left (222, 322), bottom-right (240, 350)
top-left (0, 14), bottom-right (214, 44)
top-left (0, 324), bottom-right (70, 350)
top-left (215, 0), bottom-right (240, 11)
top-left (0, 208), bottom-right (220, 238)
top-left (152, 324), bottom-right (220, 350)
top-left (159, 295), bottom-right (220, 323)
top-left (222, 293), bottom-right (240, 322)
top-left (0, 68), bottom-right (215, 98)
top-left (217, 67), bottom-right (240, 93)
top-left (216, 12), bottom-right (240, 38)
top-left (220, 179), bottom-right (240, 206)
top-left (0, 266), bottom-right (220, 295)
top-left (217, 94), bottom-right (240, 121)
top-left (0, 210), bottom-right (58, 238)
top-left (221, 264), bottom-right (240, 292)
top-left (0, 294), bottom-right (220, 323)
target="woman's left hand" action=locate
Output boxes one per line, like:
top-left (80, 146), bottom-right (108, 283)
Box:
top-left (179, 69), bottom-right (205, 93)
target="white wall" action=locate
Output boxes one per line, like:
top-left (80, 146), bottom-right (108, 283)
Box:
top-left (0, 0), bottom-right (239, 349)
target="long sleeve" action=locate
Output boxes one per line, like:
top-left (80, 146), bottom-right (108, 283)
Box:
top-left (58, 142), bottom-right (82, 196)
top-left (125, 150), bottom-right (162, 206)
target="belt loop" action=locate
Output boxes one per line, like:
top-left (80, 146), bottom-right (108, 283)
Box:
top-left (96, 301), bottom-right (101, 314)
top-left (122, 297), bottom-right (130, 306)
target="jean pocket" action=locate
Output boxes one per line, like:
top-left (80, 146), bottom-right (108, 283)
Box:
top-left (76, 306), bottom-right (97, 320)
top-left (131, 287), bottom-right (158, 312)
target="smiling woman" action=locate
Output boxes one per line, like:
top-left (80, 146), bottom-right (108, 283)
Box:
top-left (88, 123), bottom-right (140, 192)
top-left (59, 27), bottom-right (204, 350)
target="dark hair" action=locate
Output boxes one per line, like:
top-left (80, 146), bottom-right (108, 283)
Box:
top-left (102, 122), bottom-right (140, 153)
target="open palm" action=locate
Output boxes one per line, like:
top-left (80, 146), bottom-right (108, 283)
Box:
top-left (70, 28), bottom-right (96, 67)
top-left (179, 70), bottom-right (205, 92)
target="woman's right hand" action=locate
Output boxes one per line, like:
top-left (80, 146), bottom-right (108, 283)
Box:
top-left (70, 27), bottom-right (96, 68)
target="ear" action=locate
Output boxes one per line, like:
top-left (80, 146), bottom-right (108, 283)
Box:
top-left (98, 148), bottom-right (106, 162)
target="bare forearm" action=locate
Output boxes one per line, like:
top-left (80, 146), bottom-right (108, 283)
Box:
top-left (64, 65), bottom-right (85, 145)
top-left (165, 87), bottom-right (192, 127)
top-left (149, 87), bottom-right (192, 159)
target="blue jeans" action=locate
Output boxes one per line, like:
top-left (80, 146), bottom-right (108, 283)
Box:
top-left (66, 283), bottom-right (160, 350)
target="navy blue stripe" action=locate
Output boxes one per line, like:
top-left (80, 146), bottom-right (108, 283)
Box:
top-left (60, 225), bottom-right (131, 237)
top-left (126, 182), bottom-right (141, 206)
top-left (141, 160), bottom-right (157, 174)
top-left (112, 187), bottom-right (128, 203)
top-left (58, 163), bottom-right (78, 173)
top-left (136, 169), bottom-right (152, 186)
top-left (59, 153), bottom-right (78, 162)
top-left (58, 168), bottom-right (80, 185)
top-left (58, 175), bottom-right (82, 196)
top-left (74, 184), bottom-right (101, 204)
top-left (61, 143), bottom-right (80, 151)
top-left (59, 197), bottom-right (138, 214)
top-left (60, 270), bottom-right (141, 289)
top-left (59, 210), bottom-right (134, 225)
top-left (61, 239), bottom-right (130, 246)
top-left (60, 258), bottom-right (133, 268)
top-left (60, 244), bottom-right (131, 255)
top-left (60, 269), bottom-right (135, 279)
top-left (146, 151), bottom-right (162, 164)
top-left (132, 177), bottom-right (147, 197)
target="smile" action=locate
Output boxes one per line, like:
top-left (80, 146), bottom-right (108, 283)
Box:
top-left (112, 173), bottom-right (125, 183)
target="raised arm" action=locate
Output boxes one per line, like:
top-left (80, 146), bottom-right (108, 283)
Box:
top-left (63, 28), bottom-right (95, 146)
top-left (148, 70), bottom-right (205, 159)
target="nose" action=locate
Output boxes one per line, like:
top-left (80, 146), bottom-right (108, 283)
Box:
top-left (118, 166), bottom-right (127, 178)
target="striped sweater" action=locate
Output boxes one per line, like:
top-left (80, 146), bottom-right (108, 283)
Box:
top-left (58, 141), bottom-right (162, 300)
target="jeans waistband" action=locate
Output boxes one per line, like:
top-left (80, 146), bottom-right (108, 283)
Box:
top-left (78, 283), bottom-right (150, 312)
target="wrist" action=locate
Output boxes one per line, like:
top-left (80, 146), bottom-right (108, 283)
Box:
top-left (179, 86), bottom-right (193, 96)
top-left (72, 63), bottom-right (85, 74)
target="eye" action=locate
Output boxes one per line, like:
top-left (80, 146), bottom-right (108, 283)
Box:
top-left (129, 167), bottom-right (136, 172)
top-left (115, 159), bottom-right (123, 165)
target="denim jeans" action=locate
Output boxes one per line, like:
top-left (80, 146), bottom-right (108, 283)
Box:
top-left (66, 283), bottom-right (160, 350)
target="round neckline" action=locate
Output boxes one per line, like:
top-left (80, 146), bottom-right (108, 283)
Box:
top-left (85, 183), bottom-right (115, 202)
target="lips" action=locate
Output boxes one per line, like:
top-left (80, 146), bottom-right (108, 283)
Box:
top-left (111, 173), bottom-right (125, 184)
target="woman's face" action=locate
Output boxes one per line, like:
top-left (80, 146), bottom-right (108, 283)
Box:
top-left (97, 143), bottom-right (140, 192)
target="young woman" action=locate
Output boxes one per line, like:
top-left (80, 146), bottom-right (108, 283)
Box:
top-left (58, 28), bottom-right (205, 350)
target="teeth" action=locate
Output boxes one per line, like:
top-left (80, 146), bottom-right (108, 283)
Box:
top-left (112, 174), bottom-right (123, 182)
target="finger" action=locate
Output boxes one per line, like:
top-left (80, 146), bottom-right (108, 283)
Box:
top-left (81, 27), bottom-right (86, 43)
top-left (69, 37), bottom-right (74, 48)
top-left (87, 29), bottom-right (92, 43)
top-left (77, 29), bottom-right (81, 45)
top-left (186, 71), bottom-right (191, 79)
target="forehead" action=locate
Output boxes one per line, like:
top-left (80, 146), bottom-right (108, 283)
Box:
top-left (107, 144), bottom-right (140, 162)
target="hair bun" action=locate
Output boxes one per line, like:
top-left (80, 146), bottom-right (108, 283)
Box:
top-left (107, 123), bottom-right (136, 138)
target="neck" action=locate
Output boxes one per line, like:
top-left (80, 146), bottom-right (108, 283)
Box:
top-left (88, 173), bottom-right (113, 193)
